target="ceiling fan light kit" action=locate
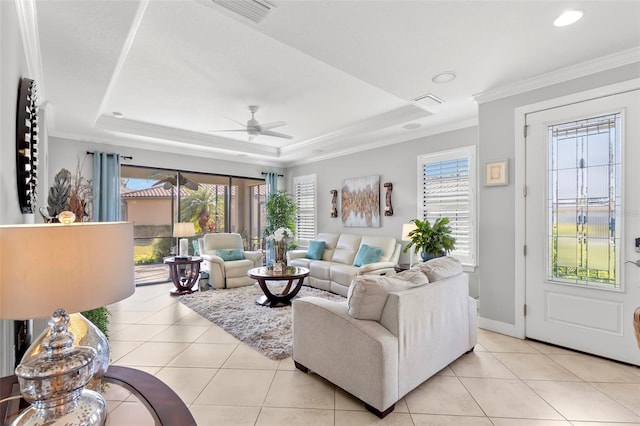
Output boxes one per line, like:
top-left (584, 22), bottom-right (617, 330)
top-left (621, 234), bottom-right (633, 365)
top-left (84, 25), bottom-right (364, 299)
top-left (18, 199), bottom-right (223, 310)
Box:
top-left (210, 105), bottom-right (293, 140)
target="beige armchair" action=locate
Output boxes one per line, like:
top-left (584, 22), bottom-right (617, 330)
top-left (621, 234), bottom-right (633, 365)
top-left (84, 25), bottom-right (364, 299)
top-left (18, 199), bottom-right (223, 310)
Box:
top-left (199, 233), bottom-right (262, 289)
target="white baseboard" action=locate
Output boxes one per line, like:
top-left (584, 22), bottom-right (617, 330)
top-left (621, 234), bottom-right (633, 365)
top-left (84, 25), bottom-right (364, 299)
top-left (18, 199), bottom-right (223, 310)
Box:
top-left (478, 316), bottom-right (524, 339)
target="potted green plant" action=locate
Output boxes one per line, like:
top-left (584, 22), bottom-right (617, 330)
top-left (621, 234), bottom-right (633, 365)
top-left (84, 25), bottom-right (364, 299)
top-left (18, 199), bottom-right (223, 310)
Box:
top-left (264, 190), bottom-right (296, 239)
top-left (403, 217), bottom-right (456, 262)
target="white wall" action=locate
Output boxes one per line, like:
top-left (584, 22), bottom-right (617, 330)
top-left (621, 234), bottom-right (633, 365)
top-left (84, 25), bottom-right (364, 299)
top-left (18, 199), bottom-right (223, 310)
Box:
top-left (286, 125), bottom-right (479, 298)
top-left (477, 62), bottom-right (640, 332)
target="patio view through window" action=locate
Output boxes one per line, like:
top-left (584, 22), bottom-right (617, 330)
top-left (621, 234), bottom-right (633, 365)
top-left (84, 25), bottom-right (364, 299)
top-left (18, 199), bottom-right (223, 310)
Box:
top-left (121, 166), bottom-right (266, 285)
top-left (547, 113), bottom-right (621, 288)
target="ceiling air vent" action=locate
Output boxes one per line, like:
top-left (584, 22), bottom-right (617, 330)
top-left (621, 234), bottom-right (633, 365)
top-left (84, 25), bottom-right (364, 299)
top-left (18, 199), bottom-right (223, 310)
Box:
top-left (212, 0), bottom-right (273, 23)
top-left (413, 93), bottom-right (444, 110)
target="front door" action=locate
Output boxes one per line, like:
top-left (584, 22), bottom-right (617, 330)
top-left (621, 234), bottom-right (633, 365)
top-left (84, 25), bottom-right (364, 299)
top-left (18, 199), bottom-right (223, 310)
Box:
top-left (525, 89), bottom-right (640, 365)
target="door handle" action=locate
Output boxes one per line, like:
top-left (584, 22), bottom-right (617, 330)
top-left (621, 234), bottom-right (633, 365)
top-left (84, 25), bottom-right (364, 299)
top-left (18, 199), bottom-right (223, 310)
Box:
top-left (625, 260), bottom-right (640, 268)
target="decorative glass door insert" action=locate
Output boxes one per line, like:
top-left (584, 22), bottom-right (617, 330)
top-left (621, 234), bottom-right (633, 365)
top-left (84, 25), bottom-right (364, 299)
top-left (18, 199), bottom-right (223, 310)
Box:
top-left (547, 113), bottom-right (621, 288)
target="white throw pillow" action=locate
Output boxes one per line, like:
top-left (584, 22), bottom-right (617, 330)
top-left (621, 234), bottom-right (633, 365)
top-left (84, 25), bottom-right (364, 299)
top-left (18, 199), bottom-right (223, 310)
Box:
top-left (413, 256), bottom-right (463, 281)
top-left (394, 269), bottom-right (429, 286)
top-left (347, 275), bottom-right (420, 321)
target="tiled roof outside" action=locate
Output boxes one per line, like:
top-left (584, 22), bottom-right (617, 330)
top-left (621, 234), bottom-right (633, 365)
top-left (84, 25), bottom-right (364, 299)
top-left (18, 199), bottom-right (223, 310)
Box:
top-left (121, 183), bottom-right (249, 199)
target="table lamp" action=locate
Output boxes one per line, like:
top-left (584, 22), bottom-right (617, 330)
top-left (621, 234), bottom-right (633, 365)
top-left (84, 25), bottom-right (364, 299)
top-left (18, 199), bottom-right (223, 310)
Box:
top-left (173, 222), bottom-right (195, 259)
top-left (401, 223), bottom-right (417, 268)
top-left (0, 221), bottom-right (134, 425)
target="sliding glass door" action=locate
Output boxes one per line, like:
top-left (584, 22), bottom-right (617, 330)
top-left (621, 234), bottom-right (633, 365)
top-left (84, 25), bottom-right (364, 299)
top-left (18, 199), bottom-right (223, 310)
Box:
top-left (121, 165), bottom-right (265, 285)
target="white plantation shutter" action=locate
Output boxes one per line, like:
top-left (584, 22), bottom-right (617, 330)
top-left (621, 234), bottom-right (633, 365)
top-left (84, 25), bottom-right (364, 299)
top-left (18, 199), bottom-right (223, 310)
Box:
top-left (418, 146), bottom-right (476, 266)
top-left (293, 174), bottom-right (316, 244)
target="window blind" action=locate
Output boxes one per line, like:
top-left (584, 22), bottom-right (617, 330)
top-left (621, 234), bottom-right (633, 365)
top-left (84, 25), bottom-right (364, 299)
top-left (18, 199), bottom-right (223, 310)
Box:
top-left (419, 147), bottom-right (475, 266)
top-left (293, 175), bottom-right (316, 243)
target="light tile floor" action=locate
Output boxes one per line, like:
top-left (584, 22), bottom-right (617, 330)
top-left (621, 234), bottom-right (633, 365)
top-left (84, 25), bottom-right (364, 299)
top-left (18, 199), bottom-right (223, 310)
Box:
top-left (107, 283), bottom-right (640, 425)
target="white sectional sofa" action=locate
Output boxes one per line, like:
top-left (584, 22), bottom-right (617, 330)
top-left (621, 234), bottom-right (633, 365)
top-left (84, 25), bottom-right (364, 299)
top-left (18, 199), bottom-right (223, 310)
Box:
top-left (292, 257), bottom-right (477, 418)
top-left (287, 233), bottom-right (401, 297)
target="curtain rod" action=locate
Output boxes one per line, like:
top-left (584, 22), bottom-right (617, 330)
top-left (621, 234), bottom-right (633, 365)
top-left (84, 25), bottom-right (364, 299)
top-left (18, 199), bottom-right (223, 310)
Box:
top-left (86, 151), bottom-right (133, 160)
top-left (261, 172), bottom-right (284, 177)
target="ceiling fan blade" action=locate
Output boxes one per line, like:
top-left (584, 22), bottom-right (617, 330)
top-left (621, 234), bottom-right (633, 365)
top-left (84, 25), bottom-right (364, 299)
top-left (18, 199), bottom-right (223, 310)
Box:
top-left (257, 121), bottom-right (286, 131)
top-left (222, 116), bottom-right (247, 127)
top-left (260, 129), bottom-right (293, 139)
top-left (208, 129), bottom-right (249, 133)
top-left (184, 181), bottom-right (199, 191)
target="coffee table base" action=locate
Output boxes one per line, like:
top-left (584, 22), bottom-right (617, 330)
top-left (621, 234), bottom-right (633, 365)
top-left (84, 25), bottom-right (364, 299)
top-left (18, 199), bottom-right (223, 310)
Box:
top-left (248, 266), bottom-right (310, 309)
top-left (255, 294), bottom-right (295, 308)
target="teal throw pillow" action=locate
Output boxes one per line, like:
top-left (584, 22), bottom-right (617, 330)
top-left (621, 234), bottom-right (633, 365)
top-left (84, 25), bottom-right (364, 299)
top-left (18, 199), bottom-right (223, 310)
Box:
top-left (307, 240), bottom-right (326, 260)
top-left (353, 244), bottom-right (383, 267)
top-left (192, 240), bottom-right (200, 255)
top-left (216, 248), bottom-right (244, 261)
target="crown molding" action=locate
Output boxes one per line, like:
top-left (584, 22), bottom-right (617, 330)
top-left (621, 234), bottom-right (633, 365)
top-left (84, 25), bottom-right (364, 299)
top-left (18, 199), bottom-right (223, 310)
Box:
top-left (281, 104), bottom-right (430, 155)
top-left (15, 0), bottom-right (46, 101)
top-left (283, 118), bottom-right (478, 167)
top-left (473, 47), bottom-right (640, 104)
top-left (95, 114), bottom-right (280, 157)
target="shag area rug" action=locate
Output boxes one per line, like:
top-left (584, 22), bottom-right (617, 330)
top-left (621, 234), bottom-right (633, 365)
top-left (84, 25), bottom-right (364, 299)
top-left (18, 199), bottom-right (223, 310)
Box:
top-left (177, 284), bottom-right (345, 360)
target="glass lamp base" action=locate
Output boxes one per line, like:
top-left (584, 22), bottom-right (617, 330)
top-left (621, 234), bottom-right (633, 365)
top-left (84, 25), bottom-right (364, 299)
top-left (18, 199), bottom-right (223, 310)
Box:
top-left (21, 313), bottom-right (110, 387)
top-left (10, 388), bottom-right (107, 426)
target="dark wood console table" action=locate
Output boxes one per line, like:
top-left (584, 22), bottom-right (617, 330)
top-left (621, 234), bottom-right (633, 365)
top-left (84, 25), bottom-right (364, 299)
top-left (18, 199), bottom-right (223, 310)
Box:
top-left (1, 365), bottom-right (196, 425)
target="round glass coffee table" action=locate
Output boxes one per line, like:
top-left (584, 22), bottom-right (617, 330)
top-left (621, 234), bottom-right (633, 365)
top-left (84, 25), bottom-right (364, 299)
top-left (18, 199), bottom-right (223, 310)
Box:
top-left (247, 266), bottom-right (310, 308)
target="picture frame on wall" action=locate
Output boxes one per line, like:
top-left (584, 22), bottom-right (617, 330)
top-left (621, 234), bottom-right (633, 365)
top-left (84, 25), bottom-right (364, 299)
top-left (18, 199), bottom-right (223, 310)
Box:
top-left (341, 175), bottom-right (380, 227)
top-left (484, 159), bottom-right (509, 186)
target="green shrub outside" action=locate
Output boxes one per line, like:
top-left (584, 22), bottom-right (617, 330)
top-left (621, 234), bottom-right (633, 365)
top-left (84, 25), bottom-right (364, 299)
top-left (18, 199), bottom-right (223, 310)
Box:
top-left (152, 237), bottom-right (173, 262)
top-left (82, 307), bottom-right (110, 339)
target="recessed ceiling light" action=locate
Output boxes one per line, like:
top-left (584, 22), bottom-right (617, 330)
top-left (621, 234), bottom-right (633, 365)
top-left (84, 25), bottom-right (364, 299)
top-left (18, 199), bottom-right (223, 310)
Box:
top-left (112, 112), bottom-right (123, 118)
top-left (403, 123), bottom-right (421, 130)
top-left (432, 72), bottom-right (456, 84)
top-left (554, 10), bottom-right (583, 27)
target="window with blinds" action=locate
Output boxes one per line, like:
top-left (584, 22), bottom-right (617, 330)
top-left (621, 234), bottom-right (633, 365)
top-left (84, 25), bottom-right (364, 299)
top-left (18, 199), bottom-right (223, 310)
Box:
top-left (293, 174), bottom-right (317, 244)
top-left (418, 146), bottom-right (476, 267)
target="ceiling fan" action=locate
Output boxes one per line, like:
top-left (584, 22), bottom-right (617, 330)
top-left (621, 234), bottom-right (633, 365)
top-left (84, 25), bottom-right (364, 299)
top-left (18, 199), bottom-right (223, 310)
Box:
top-left (210, 105), bottom-right (293, 140)
top-left (152, 174), bottom-right (199, 191)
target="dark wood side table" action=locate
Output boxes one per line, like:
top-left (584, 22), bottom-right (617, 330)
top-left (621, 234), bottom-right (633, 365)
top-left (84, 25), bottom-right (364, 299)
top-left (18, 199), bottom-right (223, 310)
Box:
top-left (164, 256), bottom-right (202, 296)
top-left (1, 365), bottom-right (196, 425)
top-left (248, 266), bottom-right (310, 308)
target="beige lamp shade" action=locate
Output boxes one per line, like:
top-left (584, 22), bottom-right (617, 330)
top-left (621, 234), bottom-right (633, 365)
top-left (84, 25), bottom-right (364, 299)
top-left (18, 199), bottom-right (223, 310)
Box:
top-left (0, 222), bottom-right (135, 320)
top-left (173, 222), bottom-right (195, 238)
top-left (401, 223), bottom-right (417, 241)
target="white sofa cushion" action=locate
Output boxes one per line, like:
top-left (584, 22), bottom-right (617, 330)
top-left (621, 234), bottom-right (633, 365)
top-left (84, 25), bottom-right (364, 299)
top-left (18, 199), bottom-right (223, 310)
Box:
top-left (360, 235), bottom-right (397, 262)
top-left (413, 256), bottom-right (463, 281)
top-left (330, 263), bottom-right (360, 287)
top-left (394, 269), bottom-right (430, 286)
top-left (331, 234), bottom-right (361, 264)
top-left (309, 260), bottom-right (332, 280)
top-left (347, 275), bottom-right (421, 321)
top-left (316, 233), bottom-right (340, 261)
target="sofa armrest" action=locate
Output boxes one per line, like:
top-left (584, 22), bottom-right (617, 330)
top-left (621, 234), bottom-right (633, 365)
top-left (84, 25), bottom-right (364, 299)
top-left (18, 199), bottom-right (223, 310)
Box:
top-left (358, 261), bottom-right (396, 274)
top-left (200, 253), bottom-right (225, 289)
top-left (201, 253), bottom-right (224, 267)
top-left (243, 250), bottom-right (263, 267)
top-left (292, 297), bottom-right (399, 412)
top-left (287, 249), bottom-right (308, 262)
